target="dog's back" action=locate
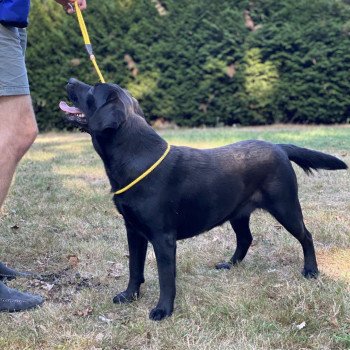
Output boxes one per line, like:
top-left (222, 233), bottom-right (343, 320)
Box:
top-left (163, 140), bottom-right (346, 239)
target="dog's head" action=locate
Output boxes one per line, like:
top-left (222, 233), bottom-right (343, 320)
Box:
top-left (60, 78), bottom-right (144, 134)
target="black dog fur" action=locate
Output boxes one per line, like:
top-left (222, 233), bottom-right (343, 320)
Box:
top-left (64, 79), bottom-right (348, 321)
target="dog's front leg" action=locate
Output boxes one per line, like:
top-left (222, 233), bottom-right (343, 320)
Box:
top-left (149, 234), bottom-right (176, 321)
top-left (113, 226), bottom-right (148, 304)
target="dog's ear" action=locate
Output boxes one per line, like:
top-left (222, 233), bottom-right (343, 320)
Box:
top-left (131, 96), bottom-right (144, 118)
top-left (89, 101), bottom-right (126, 133)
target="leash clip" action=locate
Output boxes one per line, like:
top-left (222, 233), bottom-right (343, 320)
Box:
top-left (74, 1), bottom-right (106, 83)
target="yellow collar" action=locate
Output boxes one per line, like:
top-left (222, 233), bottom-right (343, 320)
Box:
top-left (114, 144), bottom-right (171, 195)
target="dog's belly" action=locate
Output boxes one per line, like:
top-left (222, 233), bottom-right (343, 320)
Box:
top-left (173, 191), bottom-right (242, 240)
top-left (175, 216), bottom-right (228, 240)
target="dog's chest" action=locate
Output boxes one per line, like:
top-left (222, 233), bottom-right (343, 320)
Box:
top-left (115, 201), bottom-right (153, 237)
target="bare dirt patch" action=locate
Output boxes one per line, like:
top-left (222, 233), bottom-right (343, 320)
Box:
top-left (318, 249), bottom-right (350, 283)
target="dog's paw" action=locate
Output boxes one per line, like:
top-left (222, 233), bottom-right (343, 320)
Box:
top-left (113, 290), bottom-right (139, 304)
top-left (149, 306), bottom-right (172, 321)
top-left (302, 268), bottom-right (319, 279)
top-left (215, 262), bottom-right (233, 270)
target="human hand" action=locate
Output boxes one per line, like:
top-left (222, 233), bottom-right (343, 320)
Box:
top-left (54, 0), bottom-right (87, 14)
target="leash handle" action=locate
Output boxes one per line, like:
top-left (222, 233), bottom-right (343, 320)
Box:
top-left (74, 1), bottom-right (106, 83)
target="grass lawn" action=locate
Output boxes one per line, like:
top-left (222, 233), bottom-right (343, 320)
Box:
top-left (0, 125), bottom-right (349, 349)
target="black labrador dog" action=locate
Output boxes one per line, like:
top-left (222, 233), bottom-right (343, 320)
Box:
top-left (61, 78), bottom-right (348, 321)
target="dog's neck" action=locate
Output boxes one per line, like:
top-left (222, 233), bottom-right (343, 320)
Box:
top-left (93, 115), bottom-right (167, 193)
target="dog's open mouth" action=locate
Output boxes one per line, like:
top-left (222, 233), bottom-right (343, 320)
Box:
top-left (59, 101), bottom-right (87, 125)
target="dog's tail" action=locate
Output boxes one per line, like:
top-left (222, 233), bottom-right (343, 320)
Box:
top-left (278, 144), bottom-right (348, 175)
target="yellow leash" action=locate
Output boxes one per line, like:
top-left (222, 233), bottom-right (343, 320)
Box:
top-left (74, 2), bottom-right (171, 195)
top-left (115, 144), bottom-right (171, 195)
top-left (74, 1), bottom-right (105, 83)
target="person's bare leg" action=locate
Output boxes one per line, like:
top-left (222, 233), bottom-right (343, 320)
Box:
top-left (0, 95), bottom-right (38, 279)
top-left (0, 95), bottom-right (43, 312)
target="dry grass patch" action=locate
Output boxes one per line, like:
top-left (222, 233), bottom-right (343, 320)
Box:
top-left (318, 249), bottom-right (350, 283)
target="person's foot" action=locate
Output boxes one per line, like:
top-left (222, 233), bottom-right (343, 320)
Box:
top-left (0, 262), bottom-right (34, 280)
top-left (0, 281), bottom-right (44, 312)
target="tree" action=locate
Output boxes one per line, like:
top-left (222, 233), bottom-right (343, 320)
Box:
top-left (27, 0), bottom-right (350, 129)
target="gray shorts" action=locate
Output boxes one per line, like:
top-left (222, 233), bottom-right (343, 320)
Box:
top-left (0, 24), bottom-right (30, 96)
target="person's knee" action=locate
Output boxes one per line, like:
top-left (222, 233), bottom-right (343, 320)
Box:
top-left (0, 95), bottom-right (38, 159)
top-left (15, 112), bottom-right (38, 158)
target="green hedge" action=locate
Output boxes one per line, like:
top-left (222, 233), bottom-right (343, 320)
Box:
top-left (27, 0), bottom-right (350, 130)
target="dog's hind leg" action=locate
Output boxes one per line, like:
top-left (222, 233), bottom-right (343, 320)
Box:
top-left (216, 215), bottom-right (253, 270)
top-left (113, 226), bottom-right (148, 304)
top-left (268, 198), bottom-right (319, 279)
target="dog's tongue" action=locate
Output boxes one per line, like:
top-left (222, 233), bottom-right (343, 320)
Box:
top-left (59, 101), bottom-right (82, 114)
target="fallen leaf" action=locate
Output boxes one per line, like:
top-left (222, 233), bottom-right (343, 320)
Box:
top-left (267, 290), bottom-right (278, 300)
top-left (42, 283), bottom-right (54, 291)
top-left (74, 307), bottom-right (93, 317)
top-left (67, 255), bottom-right (79, 268)
top-left (295, 321), bottom-right (306, 330)
top-left (107, 262), bottom-right (124, 279)
top-left (329, 316), bottom-right (339, 328)
top-left (98, 315), bottom-right (112, 323)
